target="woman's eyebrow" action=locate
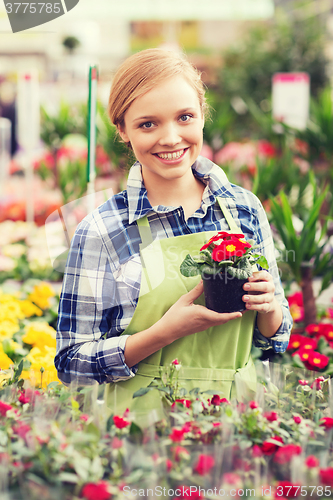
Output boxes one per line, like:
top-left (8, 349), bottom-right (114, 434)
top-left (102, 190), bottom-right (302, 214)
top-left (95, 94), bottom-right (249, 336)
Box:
top-left (133, 108), bottom-right (197, 123)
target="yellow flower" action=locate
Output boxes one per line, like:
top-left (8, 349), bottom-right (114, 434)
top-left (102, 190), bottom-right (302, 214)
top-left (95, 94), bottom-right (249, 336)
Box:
top-left (22, 322), bottom-right (56, 349)
top-left (19, 300), bottom-right (43, 318)
top-left (0, 348), bottom-right (14, 370)
top-left (0, 300), bottom-right (24, 322)
top-left (28, 282), bottom-right (55, 310)
top-left (26, 345), bottom-right (59, 387)
top-left (0, 320), bottom-right (20, 340)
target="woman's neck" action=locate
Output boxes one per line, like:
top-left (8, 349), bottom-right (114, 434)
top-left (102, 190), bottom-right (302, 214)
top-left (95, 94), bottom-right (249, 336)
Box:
top-left (144, 171), bottom-right (205, 220)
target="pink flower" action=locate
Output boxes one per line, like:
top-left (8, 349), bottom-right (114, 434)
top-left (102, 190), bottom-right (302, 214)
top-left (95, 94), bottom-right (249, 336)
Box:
top-left (320, 467), bottom-right (333, 486)
top-left (111, 437), bottom-right (123, 449)
top-left (171, 359), bottom-right (179, 365)
top-left (293, 415), bottom-right (302, 424)
top-left (320, 417), bottom-right (333, 430)
top-left (81, 481), bottom-right (111, 500)
top-left (249, 401), bottom-right (259, 409)
top-left (305, 455), bottom-right (319, 468)
top-left (18, 391), bottom-right (30, 405)
top-left (193, 454), bottom-right (215, 475)
top-left (169, 428), bottom-right (185, 443)
top-left (223, 472), bottom-right (242, 485)
top-left (260, 436), bottom-right (284, 455)
top-left (113, 415), bottom-right (130, 429)
top-left (171, 399), bottom-right (191, 409)
top-left (172, 446), bottom-right (190, 462)
top-left (274, 444), bottom-right (302, 464)
top-left (252, 444), bottom-right (262, 457)
top-left (0, 401), bottom-right (13, 417)
top-left (298, 379), bottom-right (308, 386)
top-left (311, 376), bottom-right (325, 390)
top-left (166, 458), bottom-right (173, 472)
top-left (264, 411), bottom-right (278, 422)
top-left (80, 414), bottom-right (89, 422)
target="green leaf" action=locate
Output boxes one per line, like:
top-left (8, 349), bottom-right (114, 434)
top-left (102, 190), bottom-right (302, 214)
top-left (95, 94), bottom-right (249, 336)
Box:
top-left (132, 387), bottom-right (153, 398)
top-left (256, 255), bottom-right (269, 270)
top-left (180, 254), bottom-right (201, 277)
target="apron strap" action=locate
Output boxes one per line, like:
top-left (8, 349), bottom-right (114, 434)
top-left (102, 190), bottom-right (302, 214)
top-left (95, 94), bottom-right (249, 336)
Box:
top-left (137, 215), bottom-right (153, 247)
top-left (136, 197), bottom-right (241, 243)
top-left (216, 197), bottom-right (241, 233)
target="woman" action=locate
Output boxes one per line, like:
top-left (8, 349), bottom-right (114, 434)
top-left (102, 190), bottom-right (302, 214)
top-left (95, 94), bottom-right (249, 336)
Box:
top-left (55, 49), bottom-right (292, 420)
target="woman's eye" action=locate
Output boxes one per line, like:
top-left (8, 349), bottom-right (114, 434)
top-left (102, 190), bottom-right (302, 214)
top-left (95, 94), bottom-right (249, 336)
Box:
top-left (140, 121), bottom-right (154, 129)
top-left (179, 114), bottom-right (192, 122)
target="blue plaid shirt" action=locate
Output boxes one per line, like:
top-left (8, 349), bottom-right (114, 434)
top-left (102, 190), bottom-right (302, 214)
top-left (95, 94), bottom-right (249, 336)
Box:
top-left (55, 156), bottom-right (292, 384)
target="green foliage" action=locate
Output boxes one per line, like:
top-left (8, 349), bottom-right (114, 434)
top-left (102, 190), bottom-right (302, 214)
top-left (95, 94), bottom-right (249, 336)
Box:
top-left (269, 173), bottom-right (333, 293)
top-left (40, 102), bottom-right (85, 150)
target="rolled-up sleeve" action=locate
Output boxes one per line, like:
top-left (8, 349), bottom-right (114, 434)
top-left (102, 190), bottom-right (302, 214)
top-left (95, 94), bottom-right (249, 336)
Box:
top-left (251, 197), bottom-right (293, 353)
top-left (55, 213), bottom-right (138, 385)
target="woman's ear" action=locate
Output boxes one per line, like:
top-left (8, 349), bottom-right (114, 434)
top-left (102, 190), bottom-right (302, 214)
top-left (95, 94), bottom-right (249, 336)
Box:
top-left (117, 124), bottom-right (130, 143)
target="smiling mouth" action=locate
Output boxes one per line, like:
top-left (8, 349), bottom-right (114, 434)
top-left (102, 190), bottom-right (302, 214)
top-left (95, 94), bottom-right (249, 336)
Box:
top-left (155, 148), bottom-right (187, 160)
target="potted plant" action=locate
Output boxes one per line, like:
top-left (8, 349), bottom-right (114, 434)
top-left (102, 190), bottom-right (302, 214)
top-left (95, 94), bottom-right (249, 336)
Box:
top-left (180, 232), bottom-right (268, 313)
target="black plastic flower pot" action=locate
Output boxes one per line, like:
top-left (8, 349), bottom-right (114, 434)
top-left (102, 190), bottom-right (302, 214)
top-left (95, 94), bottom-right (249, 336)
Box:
top-left (202, 271), bottom-right (247, 313)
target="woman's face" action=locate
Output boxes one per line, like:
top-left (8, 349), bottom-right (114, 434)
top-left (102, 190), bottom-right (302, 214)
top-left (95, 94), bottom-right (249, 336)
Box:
top-left (118, 75), bottom-right (204, 187)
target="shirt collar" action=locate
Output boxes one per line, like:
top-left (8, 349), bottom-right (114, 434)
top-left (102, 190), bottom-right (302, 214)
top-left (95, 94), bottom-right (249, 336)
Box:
top-left (126, 156), bottom-right (236, 224)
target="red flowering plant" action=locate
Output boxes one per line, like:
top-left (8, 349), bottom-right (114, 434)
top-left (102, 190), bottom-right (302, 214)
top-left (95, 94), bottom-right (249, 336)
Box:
top-left (180, 231), bottom-right (268, 280)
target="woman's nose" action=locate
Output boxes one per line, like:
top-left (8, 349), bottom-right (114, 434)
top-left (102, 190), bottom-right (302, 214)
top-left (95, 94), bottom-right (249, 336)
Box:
top-left (158, 123), bottom-right (181, 146)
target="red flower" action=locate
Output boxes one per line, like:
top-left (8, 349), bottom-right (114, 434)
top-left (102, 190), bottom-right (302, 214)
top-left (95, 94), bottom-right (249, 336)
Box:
top-left (258, 139), bottom-right (276, 158)
top-left (287, 292), bottom-right (304, 322)
top-left (18, 391), bottom-right (30, 405)
top-left (0, 401), bottom-right (13, 417)
top-left (113, 415), bottom-right (130, 429)
top-left (193, 454), bottom-right (215, 475)
top-left (260, 436), bottom-right (284, 455)
top-left (172, 399), bottom-right (191, 409)
top-left (320, 417), bottom-right (333, 430)
top-left (13, 422), bottom-right (31, 441)
top-left (211, 394), bottom-right (223, 405)
top-left (264, 411), bottom-right (278, 422)
top-left (306, 350), bottom-right (329, 370)
top-left (169, 428), bottom-right (185, 442)
top-left (252, 444), bottom-right (262, 457)
top-left (81, 481), bottom-right (111, 500)
top-left (200, 232), bottom-right (231, 251)
top-left (171, 359), bottom-right (179, 365)
top-left (172, 446), bottom-right (190, 462)
top-left (211, 237), bottom-right (251, 262)
top-left (274, 444), bottom-right (302, 464)
top-left (311, 376), bottom-right (325, 390)
top-left (249, 400), bottom-right (259, 409)
top-left (305, 323), bottom-right (333, 341)
top-left (305, 455), bottom-right (319, 468)
top-left (319, 467), bottom-right (333, 487)
top-left (293, 415), bottom-right (302, 424)
top-left (298, 379), bottom-right (308, 386)
top-left (287, 292), bottom-right (303, 307)
top-left (166, 458), bottom-right (173, 472)
top-left (275, 481), bottom-right (301, 498)
top-left (287, 334), bottom-right (307, 351)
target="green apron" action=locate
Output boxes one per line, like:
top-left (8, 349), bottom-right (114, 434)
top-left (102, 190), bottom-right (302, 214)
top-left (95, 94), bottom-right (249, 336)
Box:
top-left (105, 198), bottom-right (257, 424)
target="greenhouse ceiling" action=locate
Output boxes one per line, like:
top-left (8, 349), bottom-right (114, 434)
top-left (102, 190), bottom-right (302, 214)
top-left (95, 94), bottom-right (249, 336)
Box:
top-left (71, 0), bottom-right (275, 20)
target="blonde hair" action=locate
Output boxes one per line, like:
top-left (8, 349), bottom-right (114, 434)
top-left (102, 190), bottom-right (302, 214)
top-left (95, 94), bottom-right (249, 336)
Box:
top-left (108, 48), bottom-right (207, 128)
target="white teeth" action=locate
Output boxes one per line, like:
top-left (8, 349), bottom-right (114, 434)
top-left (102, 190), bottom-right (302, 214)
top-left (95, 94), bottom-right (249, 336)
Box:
top-left (157, 149), bottom-right (184, 160)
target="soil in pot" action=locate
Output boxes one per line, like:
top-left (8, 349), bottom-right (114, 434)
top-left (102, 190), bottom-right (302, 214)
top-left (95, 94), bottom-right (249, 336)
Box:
top-left (202, 271), bottom-right (247, 313)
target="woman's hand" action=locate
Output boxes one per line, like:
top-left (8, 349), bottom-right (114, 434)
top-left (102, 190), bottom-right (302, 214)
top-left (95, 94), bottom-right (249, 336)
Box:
top-left (160, 280), bottom-right (242, 342)
top-left (242, 270), bottom-right (276, 313)
top-left (242, 270), bottom-right (283, 337)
